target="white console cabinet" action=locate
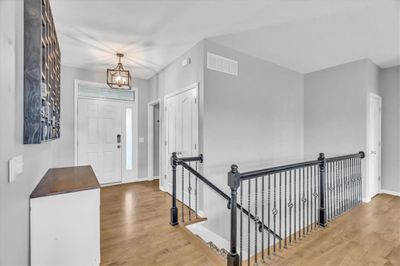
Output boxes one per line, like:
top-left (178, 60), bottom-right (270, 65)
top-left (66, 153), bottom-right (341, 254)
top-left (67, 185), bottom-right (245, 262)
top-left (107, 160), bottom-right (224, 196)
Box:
top-left (30, 166), bottom-right (100, 266)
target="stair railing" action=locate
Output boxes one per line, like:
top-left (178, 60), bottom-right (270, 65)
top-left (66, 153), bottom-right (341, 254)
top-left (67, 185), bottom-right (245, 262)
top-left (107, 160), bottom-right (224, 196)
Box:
top-left (169, 152), bottom-right (281, 241)
top-left (227, 151), bottom-right (365, 266)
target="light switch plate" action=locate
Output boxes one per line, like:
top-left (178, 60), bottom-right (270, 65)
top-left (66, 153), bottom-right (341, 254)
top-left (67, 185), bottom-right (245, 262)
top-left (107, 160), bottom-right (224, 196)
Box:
top-left (9, 155), bottom-right (23, 183)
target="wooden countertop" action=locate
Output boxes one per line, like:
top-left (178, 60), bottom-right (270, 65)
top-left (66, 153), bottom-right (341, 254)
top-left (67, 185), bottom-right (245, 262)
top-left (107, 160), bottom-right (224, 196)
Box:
top-left (30, 166), bottom-right (100, 198)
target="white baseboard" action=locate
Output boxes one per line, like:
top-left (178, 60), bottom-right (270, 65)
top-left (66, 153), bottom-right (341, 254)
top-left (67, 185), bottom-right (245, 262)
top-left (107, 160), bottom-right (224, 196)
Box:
top-left (186, 222), bottom-right (231, 253)
top-left (380, 189), bottom-right (400, 197)
top-left (362, 197), bottom-right (371, 203)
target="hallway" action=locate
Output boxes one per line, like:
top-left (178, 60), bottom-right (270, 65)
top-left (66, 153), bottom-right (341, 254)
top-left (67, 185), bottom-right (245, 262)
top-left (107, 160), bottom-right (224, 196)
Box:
top-left (100, 180), bottom-right (224, 266)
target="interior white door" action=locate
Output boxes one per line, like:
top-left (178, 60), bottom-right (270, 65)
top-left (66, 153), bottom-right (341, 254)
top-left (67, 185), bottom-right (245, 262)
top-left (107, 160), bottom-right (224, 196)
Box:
top-left (165, 87), bottom-right (199, 192)
top-left (369, 94), bottom-right (382, 198)
top-left (78, 98), bottom-right (122, 185)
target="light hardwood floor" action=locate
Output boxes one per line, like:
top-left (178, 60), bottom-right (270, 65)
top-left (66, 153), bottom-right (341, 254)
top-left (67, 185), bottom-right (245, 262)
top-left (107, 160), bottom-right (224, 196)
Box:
top-left (258, 193), bottom-right (400, 266)
top-left (101, 180), bottom-right (399, 266)
top-left (100, 180), bottom-right (225, 266)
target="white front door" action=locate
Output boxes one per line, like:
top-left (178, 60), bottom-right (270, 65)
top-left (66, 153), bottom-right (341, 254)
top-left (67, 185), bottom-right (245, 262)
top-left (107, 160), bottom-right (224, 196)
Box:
top-left (78, 98), bottom-right (122, 185)
top-left (165, 85), bottom-right (199, 193)
top-left (368, 93), bottom-right (382, 198)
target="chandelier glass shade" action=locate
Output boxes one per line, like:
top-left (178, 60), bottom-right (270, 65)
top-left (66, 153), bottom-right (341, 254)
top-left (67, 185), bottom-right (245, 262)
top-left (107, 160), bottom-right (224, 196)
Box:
top-left (107, 53), bottom-right (132, 90)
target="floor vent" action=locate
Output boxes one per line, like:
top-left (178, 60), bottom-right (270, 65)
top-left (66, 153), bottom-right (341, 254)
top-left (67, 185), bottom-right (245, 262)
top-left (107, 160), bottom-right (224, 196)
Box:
top-left (207, 52), bottom-right (238, 76)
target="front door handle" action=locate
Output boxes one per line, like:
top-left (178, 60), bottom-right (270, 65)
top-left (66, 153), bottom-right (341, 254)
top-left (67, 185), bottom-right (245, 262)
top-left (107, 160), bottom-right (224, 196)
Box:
top-left (117, 134), bottom-right (121, 144)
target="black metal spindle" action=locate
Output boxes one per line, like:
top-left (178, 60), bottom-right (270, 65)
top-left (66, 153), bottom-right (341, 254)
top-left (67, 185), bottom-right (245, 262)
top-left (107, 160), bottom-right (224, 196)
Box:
top-left (188, 162), bottom-right (192, 221)
top-left (170, 153), bottom-right (178, 225)
top-left (195, 161), bottom-right (198, 218)
top-left (261, 176), bottom-right (265, 261)
top-left (314, 165), bottom-right (318, 227)
top-left (248, 180), bottom-right (251, 266)
top-left (273, 173), bottom-right (277, 254)
top-left (311, 166), bottom-right (314, 230)
top-left (240, 182), bottom-right (243, 266)
top-left (279, 172), bottom-right (282, 249)
top-left (181, 166), bottom-right (185, 222)
top-left (284, 171), bottom-right (288, 248)
top-left (298, 168), bottom-right (301, 238)
top-left (306, 166), bottom-right (309, 233)
top-left (289, 170), bottom-right (293, 244)
top-left (302, 167), bottom-right (306, 236)
top-left (294, 169), bottom-right (297, 241)
top-left (255, 178), bottom-right (258, 264)
top-left (267, 175), bottom-right (271, 256)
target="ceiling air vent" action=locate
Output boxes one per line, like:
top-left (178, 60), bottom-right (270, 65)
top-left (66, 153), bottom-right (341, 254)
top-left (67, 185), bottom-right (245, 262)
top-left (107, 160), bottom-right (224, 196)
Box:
top-left (207, 52), bottom-right (238, 76)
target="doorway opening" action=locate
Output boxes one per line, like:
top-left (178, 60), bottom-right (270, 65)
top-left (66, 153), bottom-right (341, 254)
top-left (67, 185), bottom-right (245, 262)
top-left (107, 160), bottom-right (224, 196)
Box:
top-left (148, 99), bottom-right (161, 180)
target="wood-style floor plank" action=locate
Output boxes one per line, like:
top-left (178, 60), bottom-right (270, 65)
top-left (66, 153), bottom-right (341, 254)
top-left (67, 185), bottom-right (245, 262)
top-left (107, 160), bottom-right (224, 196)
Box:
top-left (100, 180), bottom-right (225, 266)
top-left (256, 193), bottom-right (400, 266)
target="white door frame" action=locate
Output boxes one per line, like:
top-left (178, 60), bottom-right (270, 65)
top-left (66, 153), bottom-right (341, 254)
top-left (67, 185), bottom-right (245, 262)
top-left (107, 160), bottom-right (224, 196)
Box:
top-left (147, 98), bottom-right (161, 179)
top-left (162, 82), bottom-right (199, 193)
top-left (74, 80), bottom-right (139, 184)
top-left (366, 92), bottom-right (382, 200)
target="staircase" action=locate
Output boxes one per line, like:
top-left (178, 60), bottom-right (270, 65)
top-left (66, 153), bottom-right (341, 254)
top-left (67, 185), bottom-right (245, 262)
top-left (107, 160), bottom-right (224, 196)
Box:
top-left (169, 151), bottom-right (365, 266)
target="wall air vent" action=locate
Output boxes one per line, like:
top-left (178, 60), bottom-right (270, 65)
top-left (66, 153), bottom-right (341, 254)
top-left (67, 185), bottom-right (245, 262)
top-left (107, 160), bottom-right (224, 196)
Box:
top-left (207, 52), bottom-right (238, 76)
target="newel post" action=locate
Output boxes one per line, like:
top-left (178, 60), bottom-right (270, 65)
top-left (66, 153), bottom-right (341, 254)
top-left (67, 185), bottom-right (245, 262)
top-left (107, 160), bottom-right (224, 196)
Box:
top-left (170, 152), bottom-right (179, 226)
top-left (227, 165), bottom-right (240, 266)
top-left (318, 153), bottom-right (327, 227)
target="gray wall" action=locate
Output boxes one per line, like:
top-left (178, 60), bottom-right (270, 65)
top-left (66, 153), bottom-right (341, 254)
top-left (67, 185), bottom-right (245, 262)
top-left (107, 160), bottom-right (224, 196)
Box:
top-left (304, 59), bottom-right (381, 198)
top-left (380, 66), bottom-right (400, 193)
top-left (0, 1), bottom-right (54, 264)
top-left (201, 40), bottom-right (305, 240)
top-left (52, 66), bottom-right (150, 179)
top-left (147, 41), bottom-right (205, 188)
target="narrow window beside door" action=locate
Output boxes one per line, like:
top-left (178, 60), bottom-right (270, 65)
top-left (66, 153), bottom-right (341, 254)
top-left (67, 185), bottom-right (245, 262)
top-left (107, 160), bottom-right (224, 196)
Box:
top-left (126, 108), bottom-right (133, 171)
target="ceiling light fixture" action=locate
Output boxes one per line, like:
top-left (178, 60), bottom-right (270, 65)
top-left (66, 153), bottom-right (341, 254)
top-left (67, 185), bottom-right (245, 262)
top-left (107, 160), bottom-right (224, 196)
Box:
top-left (107, 53), bottom-right (132, 90)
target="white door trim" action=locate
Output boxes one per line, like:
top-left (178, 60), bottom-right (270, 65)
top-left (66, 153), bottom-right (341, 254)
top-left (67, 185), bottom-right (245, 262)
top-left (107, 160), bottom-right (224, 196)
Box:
top-left (73, 79), bottom-right (139, 184)
top-left (366, 92), bottom-right (382, 200)
top-left (147, 98), bottom-right (161, 179)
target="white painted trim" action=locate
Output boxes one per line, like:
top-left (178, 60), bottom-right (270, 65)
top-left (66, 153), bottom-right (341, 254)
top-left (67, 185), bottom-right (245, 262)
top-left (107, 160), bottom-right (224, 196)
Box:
top-left (362, 197), bottom-right (371, 203)
top-left (186, 222), bottom-right (232, 255)
top-left (164, 82), bottom-right (200, 100)
top-left (380, 189), bottom-right (400, 197)
top-left (147, 99), bottom-right (161, 179)
top-left (73, 79), bottom-right (139, 184)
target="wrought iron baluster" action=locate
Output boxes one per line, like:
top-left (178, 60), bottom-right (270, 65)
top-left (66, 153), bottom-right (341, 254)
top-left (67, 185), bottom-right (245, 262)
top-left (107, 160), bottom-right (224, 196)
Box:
top-left (345, 159), bottom-right (349, 212)
top-left (273, 173), bottom-right (277, 254)
top-left (350, 158), bottom-right (354, 209)
top-left (310, 166), bottom-right (314, 231)
top-left (359, 157), bottom-right (362, 203)
top-left (315, 164), bottom-right (319, 226)
top-left (279, 172), bottom-right (282, 249)
top-left (195, 161), bottom-right (198, 218)
top-left (261, 176), bottom-right (265, 261)
top-left (326, 162), bottom-right (330, 221)
top-left (289, 170), bottom-right (293, 244)
top-left (302, 167), bottom-right (306, 236)
top-left (294, 169), bottom-right (297, 241)
top-left (334, 161), bottom-right (338, 218)
top-left (248, 180), bottom-right (251, 266)
top-left (188, 162), bottom-right (192, 221)
top-left (341, 160), bottom-right (344, 215)
top-left (255, 178), bottom-right (258, 264)
top-left (306, 166), bottom-right (309, 233)
top-left (284, 171), bottom-right (288, 248)
top-left (181, 166), bottom-right (185, 222)
top-left (240, 182), bottom-right (243, 266)
top-left (298, 168), bottom-right (302, 239)
top-left (267, 175), bottom-right (271, 257)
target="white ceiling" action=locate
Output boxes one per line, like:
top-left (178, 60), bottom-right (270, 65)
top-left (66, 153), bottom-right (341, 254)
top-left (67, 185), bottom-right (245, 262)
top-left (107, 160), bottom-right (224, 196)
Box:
top-left (51, 0), bottom-right (400, 79)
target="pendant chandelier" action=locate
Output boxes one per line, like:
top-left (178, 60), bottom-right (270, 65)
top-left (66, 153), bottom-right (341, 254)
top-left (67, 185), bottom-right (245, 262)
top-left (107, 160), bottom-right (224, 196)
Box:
top-left (107, 53), bottom-right (132, 90)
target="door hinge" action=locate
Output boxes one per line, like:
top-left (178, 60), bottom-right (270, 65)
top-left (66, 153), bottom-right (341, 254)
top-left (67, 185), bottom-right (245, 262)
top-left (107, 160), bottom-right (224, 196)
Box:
top-left (379, 176), bottom-right (381, 180)
top-left (195, 98), bottom-right (197, 104)
top-left (165, 106), bottom-right (167, 112)
top-left (194, 143), bottom-right (197, 150)
top-left (165, 140), bottom-right (167, 146)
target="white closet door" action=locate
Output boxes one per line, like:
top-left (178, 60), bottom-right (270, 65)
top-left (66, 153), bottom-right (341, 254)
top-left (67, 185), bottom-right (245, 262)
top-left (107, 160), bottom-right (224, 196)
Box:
top-left (164, 86), bottom-right (199, 192)
top-left (78, 98), bottom-right (122, 185)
